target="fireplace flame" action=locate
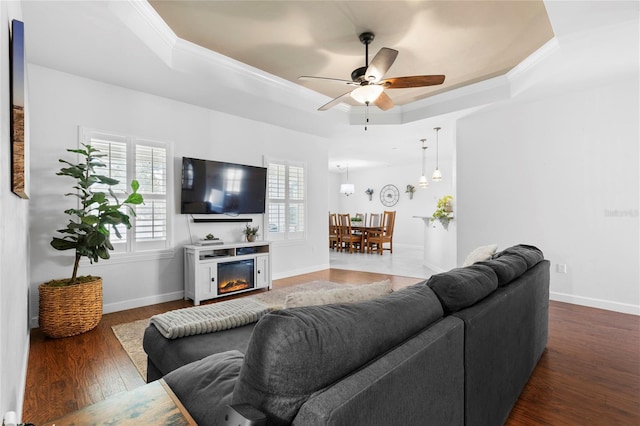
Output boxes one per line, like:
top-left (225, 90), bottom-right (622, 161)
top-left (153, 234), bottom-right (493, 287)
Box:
top-left (219, 279), bottom-right (250, 294)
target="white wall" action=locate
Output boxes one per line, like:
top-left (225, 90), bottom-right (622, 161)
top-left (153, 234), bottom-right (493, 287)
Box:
top-left (457, 77), bottom-right (639, 314)
top-left (0, 1), bottom-right (30, 421)
top-left (27, 65), bottom-right (330, 324)
top-left (329, 124), bottom-right (457, 271)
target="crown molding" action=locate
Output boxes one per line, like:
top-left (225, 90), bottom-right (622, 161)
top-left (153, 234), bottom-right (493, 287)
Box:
top-left (109, 0), bottom-right (177, 67)
top-left (508, 37), bottom-right (559, 81)
top-left (115, 0), bottom-right (345, 116)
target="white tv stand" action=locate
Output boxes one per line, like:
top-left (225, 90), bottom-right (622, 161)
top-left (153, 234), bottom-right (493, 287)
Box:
top-left (184, 241), bottom-right (272, 305)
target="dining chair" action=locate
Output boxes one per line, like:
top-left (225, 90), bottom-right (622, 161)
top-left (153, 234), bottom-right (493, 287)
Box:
top-left (338, 213), bottom-right (363, 253)
top-left (369, 213), bottom-right (381, 227)
top-left (329, 213), bottom-right (340, 250)
top-left (366, 210), bottom-right (396, 255)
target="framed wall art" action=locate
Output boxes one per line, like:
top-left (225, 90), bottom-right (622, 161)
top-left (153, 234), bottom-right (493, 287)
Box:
top-left (10, 19), bottom-right (27, 199)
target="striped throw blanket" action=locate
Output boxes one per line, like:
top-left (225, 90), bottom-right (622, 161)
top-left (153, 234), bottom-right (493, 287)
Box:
top-left (150, 298), bottom-right (270, 339)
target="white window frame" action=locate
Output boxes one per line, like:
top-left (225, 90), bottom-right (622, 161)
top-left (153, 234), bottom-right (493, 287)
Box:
top-left (265, 157), bottom-right (307, 242)
top-left (78, 127), bottom-right (174, 263)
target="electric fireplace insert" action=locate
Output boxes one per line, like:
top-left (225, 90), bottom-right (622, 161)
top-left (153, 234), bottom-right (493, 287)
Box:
top-left (217, 258), bottom-right (255, 295)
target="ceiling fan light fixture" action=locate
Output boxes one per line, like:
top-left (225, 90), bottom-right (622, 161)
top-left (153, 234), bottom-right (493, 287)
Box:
top-left (302, 32), bottom-right (444, 111)
top-left (350, 84), bottom-right (384, 104)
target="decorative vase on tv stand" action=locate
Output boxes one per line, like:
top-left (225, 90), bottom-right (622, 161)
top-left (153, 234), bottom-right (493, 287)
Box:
top-left (42, 144), bottom-right (143, 338)
top-left (243, 224), bottom-right (259, 243)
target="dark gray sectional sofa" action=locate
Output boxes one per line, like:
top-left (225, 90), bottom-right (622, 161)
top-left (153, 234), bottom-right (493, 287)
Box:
top-left (143, 244), bottom-right (549, 425)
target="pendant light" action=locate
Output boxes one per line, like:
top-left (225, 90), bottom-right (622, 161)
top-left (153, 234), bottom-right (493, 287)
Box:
top-left (418, 139), bottom-right (429, 188)
top-left (432, 127), bottom-right (442, 182)
top-left (339, 164), bottom-right (355, 196)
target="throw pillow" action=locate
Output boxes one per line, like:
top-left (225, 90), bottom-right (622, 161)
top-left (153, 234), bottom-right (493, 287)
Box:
top-left (164, 350), bottom-right (244, 425)
top-left (284, 279), bottom-right (392, 308)
top-left (427, 264), bottom-right (498, 313)
top-left (462, 244), bottom-right (498, 267)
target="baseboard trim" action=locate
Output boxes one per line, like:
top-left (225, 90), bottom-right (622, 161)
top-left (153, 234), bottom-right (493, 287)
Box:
top-left (15, 337), bottom-right (29, 423)
top-left (421, 261), bottom-right (447, 274)
top-left (30, 291), bottom-right (186, 328)
top-left (550, 291), bottom-right (640, 316)
top-left (103, 291), bottom-right (185, 314)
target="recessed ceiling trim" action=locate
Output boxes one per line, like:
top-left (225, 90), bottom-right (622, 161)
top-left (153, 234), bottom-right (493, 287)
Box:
top-left (116, 0), bottom-right (343, 115)
top-left (358, 75), bottom-right (511, 126)
top-left (110, 0), bottom-right (177, 67)
top-left (508, 37), bottom-right (560, 81)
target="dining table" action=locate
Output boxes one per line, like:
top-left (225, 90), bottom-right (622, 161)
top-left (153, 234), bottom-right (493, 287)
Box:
top-left (350, 225), bottom-right (383, 253)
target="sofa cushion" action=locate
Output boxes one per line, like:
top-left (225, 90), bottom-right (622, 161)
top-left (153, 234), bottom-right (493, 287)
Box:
top-left (164, 350), bottom-right (244, 425)
top-left (494, 244), bottom-right (544, 268)
top-left (284, 279), bottom-right (392, 308)
top-left (427, 264), bottom-right (499, 314)
top-left (462, 244), bottom-right (498, 266)
top-left (232, 282), bottom-right (443, 425)
top-left (476, 254), bottom-right (528, 287)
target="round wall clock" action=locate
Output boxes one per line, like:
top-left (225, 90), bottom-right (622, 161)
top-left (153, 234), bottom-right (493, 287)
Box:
top-left (380, 184), bottom-right (400, 207)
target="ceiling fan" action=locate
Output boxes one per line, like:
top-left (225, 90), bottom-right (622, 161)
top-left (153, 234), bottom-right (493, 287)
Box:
top-left (299, 32), bottom-right (445, 111)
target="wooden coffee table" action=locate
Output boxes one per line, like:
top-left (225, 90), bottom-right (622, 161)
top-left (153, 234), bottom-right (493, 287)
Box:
top-left (43, 379), bottom-right (196, 425)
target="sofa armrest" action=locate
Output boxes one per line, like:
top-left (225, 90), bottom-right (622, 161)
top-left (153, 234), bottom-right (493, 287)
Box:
top-left (220, 403), bottom-right (267, 426)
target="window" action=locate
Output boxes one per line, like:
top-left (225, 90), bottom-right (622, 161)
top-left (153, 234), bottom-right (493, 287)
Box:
top-left (266, 159), bottom-right (306, 241)
top-left (80, 128), bottom-right (172, 258)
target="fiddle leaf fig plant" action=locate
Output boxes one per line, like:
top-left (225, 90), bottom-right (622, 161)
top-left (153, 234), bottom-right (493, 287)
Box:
top-left (50, 144), bottom-right (144, 285)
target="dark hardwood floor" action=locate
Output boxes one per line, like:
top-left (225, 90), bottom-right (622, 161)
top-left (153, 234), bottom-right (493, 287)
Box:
top-left (23, 270), bottom-right (639, 425)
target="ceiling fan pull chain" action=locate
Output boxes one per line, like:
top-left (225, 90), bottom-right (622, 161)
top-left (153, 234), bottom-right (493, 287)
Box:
top-left (365, 101), bottom-right (370, 131)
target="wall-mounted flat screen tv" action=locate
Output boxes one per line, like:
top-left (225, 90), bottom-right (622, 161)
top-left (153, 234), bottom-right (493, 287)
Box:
top-left (181, 157), bottom-right (267, 214)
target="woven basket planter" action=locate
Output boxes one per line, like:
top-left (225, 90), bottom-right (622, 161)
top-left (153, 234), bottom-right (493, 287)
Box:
top-left (38, 277), bottom-right (103, 338)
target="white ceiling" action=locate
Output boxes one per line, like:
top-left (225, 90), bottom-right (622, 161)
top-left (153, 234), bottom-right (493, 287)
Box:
top-left (20, 1), bottom-right (639, 170)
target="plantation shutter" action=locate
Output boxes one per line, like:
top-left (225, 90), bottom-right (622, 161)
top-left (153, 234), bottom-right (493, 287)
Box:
top-left (266, 159), bottom-right (306, 241)
top-left (135, 142), bottom-right (168, 249)
top-left (80, 127), bottom-right (172, 255)
top-left (288, 164), bottom-right (305, 236)
top-left (88, 133), bottom-right (129, 246)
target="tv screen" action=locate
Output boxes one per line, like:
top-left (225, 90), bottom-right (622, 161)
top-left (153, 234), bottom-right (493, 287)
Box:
top-left (180, 157), bottom-right (267, 214)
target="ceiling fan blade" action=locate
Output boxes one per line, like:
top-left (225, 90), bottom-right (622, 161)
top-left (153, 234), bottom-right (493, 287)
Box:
top-left (374, 91), bottom-right (394, 111)
top-left (318, 91), bottom-right (353, 111)
top-left (299, 76), bottom-right (359, 86)
top-left (365, 48), bottom-right (398, 82)
top-left (381, 75), bottom-right (446, 89)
